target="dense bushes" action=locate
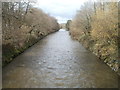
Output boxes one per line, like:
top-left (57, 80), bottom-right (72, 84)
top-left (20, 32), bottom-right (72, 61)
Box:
top-left (2, 2), bottom-right (60, 66)
top-left (66, 20), bottom-right (72, 30)
top-left (69, 1), bottom-right (119, 74)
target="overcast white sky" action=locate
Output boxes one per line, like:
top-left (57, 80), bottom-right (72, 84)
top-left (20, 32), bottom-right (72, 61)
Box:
top-left (34, 0), bottom-right (88, 23)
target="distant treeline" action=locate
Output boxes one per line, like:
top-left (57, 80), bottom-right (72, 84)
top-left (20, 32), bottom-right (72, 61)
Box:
top-left (2, 2), bottom-right (60, 66)
top-left (68, 1), bottom-right (119, 74)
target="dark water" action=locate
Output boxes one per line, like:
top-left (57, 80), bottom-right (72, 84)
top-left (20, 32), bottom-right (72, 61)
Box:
top-left (3, 29), bottom-right (118, 88)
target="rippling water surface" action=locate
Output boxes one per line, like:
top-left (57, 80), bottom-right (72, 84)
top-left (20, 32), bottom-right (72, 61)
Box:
top-left (3, 29), bottom-right (118, 88)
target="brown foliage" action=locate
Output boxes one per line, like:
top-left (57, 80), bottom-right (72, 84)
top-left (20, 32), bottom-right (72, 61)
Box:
top-left (2, 2), bottom-right (59, 66)
top-left (69, 1), bottom-right (119, 72)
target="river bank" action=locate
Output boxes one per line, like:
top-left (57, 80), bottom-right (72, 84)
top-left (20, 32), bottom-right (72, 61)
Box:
top-left (3, 30), bottom-right (118, 88)
top-left (2, 30), bottom-right (59, 67)
top-left (2, 3), bottom-right (60, 66)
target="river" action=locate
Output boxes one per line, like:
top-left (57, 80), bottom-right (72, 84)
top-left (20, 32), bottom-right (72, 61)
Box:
top-left (3, 29), bottom-right (118, 88)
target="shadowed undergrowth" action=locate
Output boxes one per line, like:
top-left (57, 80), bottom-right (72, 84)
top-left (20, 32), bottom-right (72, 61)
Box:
top-left (2, 2), bottom-right (60, 66)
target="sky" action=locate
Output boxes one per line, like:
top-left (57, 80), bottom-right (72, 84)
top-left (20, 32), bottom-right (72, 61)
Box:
top-left (34, 0), bottom-right (88, 23)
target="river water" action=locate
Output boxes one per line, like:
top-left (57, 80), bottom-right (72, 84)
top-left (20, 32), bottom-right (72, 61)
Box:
top-left (3, 29), bottom-right (118, 88)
